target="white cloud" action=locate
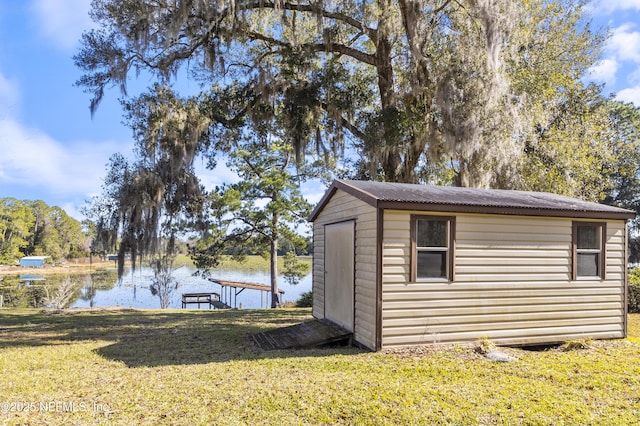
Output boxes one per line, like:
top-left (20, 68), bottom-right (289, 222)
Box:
top-left (588, 58), bottom-right (619, 84)
top-left (30, 0), bottom-right (93, 51)
top-left (616, 86), bottom-right (640, 105)
top-left (595, 23), bottom-right (640, 90)
top-left (194, 159), bottom-right (240, 191)
top-left (608, 24), bottom-right (640, 63)
top-left (593, 0), bottom-right (640, 13)
top-left (300, 180), bottom-right (327, 205)
top-left (0, 118), bottom-right (130, 197)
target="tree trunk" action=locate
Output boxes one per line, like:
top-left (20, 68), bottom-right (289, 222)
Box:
top-left (374, 0), bottom-right (403, 182)
top-left (454, 162), bottom-right (471, 187)
top-left (270, 215), bottom-right (280, 308)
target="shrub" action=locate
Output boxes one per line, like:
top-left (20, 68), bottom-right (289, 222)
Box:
top-left (296, 290), bottom-right (313, 307)
top-left (629, 269), bottom-right (640, 313)
top-left (476, 336), bottom-right (496, 354)
top-left (629, 283), bottom-right (640, 313)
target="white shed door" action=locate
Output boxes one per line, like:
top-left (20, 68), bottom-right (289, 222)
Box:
top-left (324, 221), bottom-right (355, 332)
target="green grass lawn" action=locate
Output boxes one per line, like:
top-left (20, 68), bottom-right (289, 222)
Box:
top-left (0, 308), bottom-right (638, 425)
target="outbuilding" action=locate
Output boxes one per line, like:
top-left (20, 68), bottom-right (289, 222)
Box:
top-left (309, 180), bottom-right (636, 351)
top-left (19, 256), bottom-right (50, 268)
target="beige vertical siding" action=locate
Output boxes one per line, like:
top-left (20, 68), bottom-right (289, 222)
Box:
top-left (382, 211), bottom-right (627, 347)
top-left (312, 189), bottom-right (378, 349)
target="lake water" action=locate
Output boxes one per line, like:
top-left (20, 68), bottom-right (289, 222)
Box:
top-left (0, 267), bottom-right (311, 310)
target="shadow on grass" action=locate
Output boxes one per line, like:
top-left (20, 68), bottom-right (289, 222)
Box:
top-left (0, 308), bottom-right (365, 367)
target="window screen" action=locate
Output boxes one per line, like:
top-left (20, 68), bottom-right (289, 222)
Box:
top-left (412, 216), bottom-right (454, 280)
top-left (573, 223), bottom-right (605, 279)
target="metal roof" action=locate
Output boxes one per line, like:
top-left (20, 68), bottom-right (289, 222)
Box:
top-left (309, 180), bottom-right (636, 221)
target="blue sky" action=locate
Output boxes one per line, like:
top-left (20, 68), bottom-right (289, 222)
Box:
top-left (1, 1), bottom-right (640, 220)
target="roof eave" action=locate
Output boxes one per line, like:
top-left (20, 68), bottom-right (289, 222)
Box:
top-left (377, 201), bottom-right (636, 220)
top-left (309, 180), bottom-right (380, 221)
top-left (309, 179), bottom-right (636, 222)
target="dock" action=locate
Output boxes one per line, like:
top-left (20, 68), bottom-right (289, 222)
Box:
top-left (181, 292), bottom-right (229, 309)
top-left (208, 278), bottom-right (285, 308)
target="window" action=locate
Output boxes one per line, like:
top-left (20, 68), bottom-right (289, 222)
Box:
top-left (572, 222), bottom-right (606, 279)
top-left (411, 215), bottom-right (455, 281)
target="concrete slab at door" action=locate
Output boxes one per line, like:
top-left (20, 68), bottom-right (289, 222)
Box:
top-left (324, 220), bottom-right (355, 332)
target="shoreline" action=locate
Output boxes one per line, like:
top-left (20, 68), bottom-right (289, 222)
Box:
top-left (0, 254), bottom-right (312, 277)
top-left (0, 260), bottom-right (118, 276)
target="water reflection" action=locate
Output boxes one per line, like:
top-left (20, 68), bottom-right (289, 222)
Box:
top-left (0, 269), bottom-right (119, 308)
top-left (79, 283), bottom-right (98, 307)
top-left (19, 274), bottom-right (46, 283)
top-left (0, 267), bottom-right (311, 309)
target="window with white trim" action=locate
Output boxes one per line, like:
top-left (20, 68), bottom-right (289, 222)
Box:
top-left (573, 222), bottom-right (605, 279)
top-left (411, 215), bottom-right (454, 281)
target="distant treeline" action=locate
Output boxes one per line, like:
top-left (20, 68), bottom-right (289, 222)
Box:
top-left (185, 237), bottom-right (313, 258)
top-left (0, 198), bottom-right (89, 264)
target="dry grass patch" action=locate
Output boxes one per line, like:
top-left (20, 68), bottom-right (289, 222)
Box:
top-left (0, 309), bottom-right (639, 425)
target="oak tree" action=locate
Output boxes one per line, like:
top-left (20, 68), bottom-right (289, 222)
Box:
top-left (76, 0), bottom-right (606, 188)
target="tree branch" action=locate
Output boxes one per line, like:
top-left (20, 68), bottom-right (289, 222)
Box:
top-left (233, 215), bottom-right (270, 239)
top-left (244, 31), bottom-right (377, 66)
top-left (321, 102), bottom-right (366, 140)
top-left (238, 0), bottom-right (377, 41)
top-left (240, 155), bottom-right (263, 179)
